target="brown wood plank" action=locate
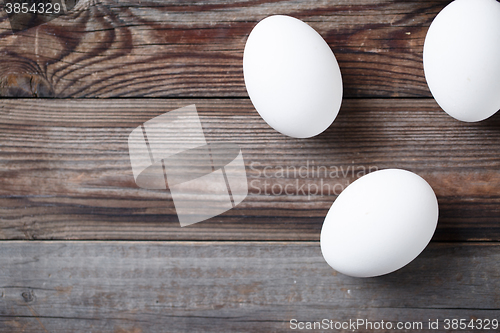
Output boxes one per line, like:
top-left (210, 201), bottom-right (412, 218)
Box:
top-left (0, 241), bottom-right (499, 332)
top-left (0, 98), bottom-right (499, 241)
top-left (0, 0), bottom-right (449, 98)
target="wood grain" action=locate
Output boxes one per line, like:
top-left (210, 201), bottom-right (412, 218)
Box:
top-left (0, 241), bottom-right (499, 333)
top-left (0, 1), bottom-right (496, 330)
top-left (0, 0), bottom-right (449, 98)
top-left (0, 98), bottom-right (499, 241)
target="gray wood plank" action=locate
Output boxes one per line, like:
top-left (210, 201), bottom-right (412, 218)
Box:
top-left (1, 99), bottom-right (500, 241)
top-left (0, 241), bottom-right (499, 332)
top-left (0, 0), bottom-right (450, 98)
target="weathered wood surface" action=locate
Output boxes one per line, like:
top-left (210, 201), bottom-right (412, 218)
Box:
top-left (0, 0), bottom-right (449, 98)
top-left (0, 241), bottom-right (499, 333)
top-left (0, 98), bottom-right (499, 241)
top-left (0, 0), bottom-right (497, 331)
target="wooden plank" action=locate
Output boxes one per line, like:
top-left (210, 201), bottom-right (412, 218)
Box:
top-left (0, 0), bottom-right (449, 98)
top-left (0, 241), bottom-right (499, 332)
top-left (0, 98), bottom-right (500, 241)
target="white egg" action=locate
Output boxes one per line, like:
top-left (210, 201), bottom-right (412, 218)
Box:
top-left (423, 0), bottom-right (500, 122)
top-left (320, 169), bottom-right (439, 278)
top-left (243, 15), bottom-right (343, 138)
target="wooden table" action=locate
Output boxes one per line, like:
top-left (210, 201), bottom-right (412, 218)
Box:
top-left (1, 1), bottom-right (499, 332)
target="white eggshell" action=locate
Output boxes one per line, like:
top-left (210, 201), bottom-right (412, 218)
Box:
top-left (243, 15), bottom-right (343, 138)
top-left (320, 169), bottom-right (439, 278)
top-left (423, 0), bottom-right (500, 122)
